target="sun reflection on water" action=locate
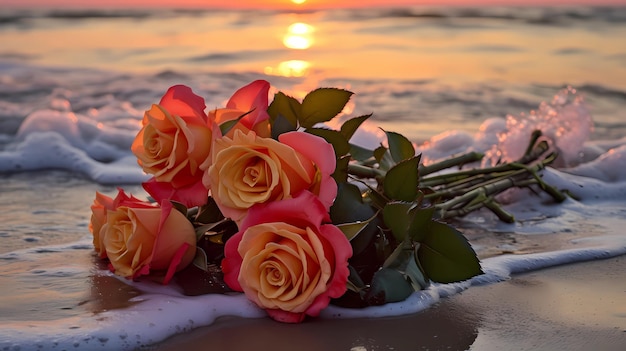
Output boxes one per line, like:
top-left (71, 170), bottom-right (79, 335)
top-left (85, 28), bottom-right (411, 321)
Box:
top-left (264, 60), bottom-right (311, 77)
top-left (283, 22), bottom-right (314, 50)
top-left (265, 16), bottom-right (315, 78)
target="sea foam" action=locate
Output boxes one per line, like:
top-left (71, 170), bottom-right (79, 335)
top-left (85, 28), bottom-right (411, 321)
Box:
top-left (1, 231), bottom-right (625, 351)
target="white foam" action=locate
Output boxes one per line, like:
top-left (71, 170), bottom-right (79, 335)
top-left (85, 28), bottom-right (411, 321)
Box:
top-left (482, 87), bottom-right (593, 168)
top-left (1, 233), bottom-right (624, 351)
top-left (0, 131), bottom-right (148, 184)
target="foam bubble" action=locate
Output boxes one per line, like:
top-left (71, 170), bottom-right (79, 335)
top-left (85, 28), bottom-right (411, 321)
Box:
top-left (483, 87), bottom-right (593, 167)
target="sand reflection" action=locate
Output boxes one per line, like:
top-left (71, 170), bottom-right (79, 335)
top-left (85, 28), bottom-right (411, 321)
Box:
top-left (156, 306), bottom-right (479, 351)
top-left (0, 247), bottom-right (141, 322)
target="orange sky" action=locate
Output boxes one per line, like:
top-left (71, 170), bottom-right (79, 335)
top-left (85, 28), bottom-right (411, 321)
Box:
top-left (4, 0), bottom-right (626, 9)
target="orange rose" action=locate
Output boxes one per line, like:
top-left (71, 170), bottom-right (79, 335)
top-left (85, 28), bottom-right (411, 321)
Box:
top-left (101, 200), bottom-right (197, 284)
top-left (204, 129), bottom-right (337, 224)
top-left (131, 85), bottom-right (213, 207)
top-left (89, 188), bottom-right (153, 258)
top-left (211, 80), bottom-right (271, 138)
top-left (222, 191), bottom-right (351, 323)
top-left (90, 192), bottom-right (114, 258)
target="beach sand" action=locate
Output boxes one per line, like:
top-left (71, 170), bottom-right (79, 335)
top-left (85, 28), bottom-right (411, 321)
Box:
top-left (154, 256), bottom-right (626, 351)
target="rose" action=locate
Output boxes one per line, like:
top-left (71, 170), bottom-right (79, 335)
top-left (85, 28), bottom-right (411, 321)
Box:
top-left (204, 129), bottom-right (337, 224)
top-left (221, 191), bottom-right (351, 323)
top-left (131, 85), bottom-right (213, 207)
top-left (89, 188), bottom-right (153, 258)
top-left (101, 200), bottom-right (197, 284)
top-left (211, 80), bottom-right (271, 138)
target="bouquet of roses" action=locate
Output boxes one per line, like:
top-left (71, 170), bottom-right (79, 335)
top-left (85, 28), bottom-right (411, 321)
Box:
top-left (89, 80), bottom-right (567, 323)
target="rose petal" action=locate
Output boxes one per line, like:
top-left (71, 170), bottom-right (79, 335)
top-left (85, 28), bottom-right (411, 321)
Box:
top-left (239, 190), bottom-right (328, 231)
top-left (279, 132), bottom-right (338, 210)
top-left (266, 309), bottom-right (306, 323)
top-left (159, 85), bottom-right (207, 120)
top-left (142, 177), bottom-right (209, 208)
top-left (226, 80), bottom-right (270, 128)
top-left (162, 242), bottom-right (191, 285)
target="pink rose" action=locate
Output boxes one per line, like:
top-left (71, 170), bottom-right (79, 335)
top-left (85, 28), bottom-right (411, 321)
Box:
top-left (222, 191), bottom-right (352, 323)
top-left (89, 188), bottom-right (153, 258)
top-left (101, 200), bottom-right (197, 284)
top-left (211, 80), bottom-right (271, 138)
top-left (132, 85), bottom-right (213, 207)
top-left (205, 129), bottom-right (337, 224)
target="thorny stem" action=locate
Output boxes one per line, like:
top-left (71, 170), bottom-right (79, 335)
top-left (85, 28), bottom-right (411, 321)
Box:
top-left (348, 163), bottom-right (386, 180)
top-left (346, 130), bottom-right (568, 222)
top-left (418, 151), bottom-right (484, 177)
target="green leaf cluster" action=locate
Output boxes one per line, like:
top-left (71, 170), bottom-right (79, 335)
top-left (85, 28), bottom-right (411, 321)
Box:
top-left (265, 87), bottom-right (484, 307)
top-left (267, 88), bottom-right (373, 183)
top-left (327, 124), bottom-right (483, 307)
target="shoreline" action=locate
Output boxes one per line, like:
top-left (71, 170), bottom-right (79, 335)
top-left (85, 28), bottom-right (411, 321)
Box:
top-left (154, 255), bottom-right (626, 351)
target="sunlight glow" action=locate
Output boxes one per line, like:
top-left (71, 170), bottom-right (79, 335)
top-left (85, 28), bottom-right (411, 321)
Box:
top-left (289, 22), bottom-right (312, 35)
top-left (283, 22), bottom-right (314, 50)
top-left (264, 60), bottom-right (311, 77)
top-left (290, 0), bottom-right (307, 4)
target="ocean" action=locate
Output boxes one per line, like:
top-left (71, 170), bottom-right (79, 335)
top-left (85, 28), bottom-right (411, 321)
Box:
top-left (1, 5), bottom-right (626, 350)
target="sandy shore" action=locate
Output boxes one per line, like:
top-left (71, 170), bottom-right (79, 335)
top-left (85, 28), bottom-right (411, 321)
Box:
top-left (153, 255), bottom-right (626, 351)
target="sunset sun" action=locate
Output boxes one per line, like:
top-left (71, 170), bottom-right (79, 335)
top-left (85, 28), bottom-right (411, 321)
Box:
top-left (290, 0), bottom-right (306, 4)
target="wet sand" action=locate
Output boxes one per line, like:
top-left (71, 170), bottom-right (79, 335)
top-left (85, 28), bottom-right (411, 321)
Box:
top-left (154, 256), bottom-right (626, 351)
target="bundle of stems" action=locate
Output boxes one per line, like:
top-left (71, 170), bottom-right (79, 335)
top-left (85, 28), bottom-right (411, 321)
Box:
top-left (350, 130), bottom-right (568, 223)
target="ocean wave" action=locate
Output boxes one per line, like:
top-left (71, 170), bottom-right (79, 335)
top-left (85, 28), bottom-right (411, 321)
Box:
top-left (185, 49), bottom-right (284, 63)
top-left (2, 6), bottom-right (626, 30)
top-left (324, 6), bottom-right (626, 27)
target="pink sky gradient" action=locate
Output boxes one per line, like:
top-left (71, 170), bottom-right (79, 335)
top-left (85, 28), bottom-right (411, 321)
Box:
top-left (3, 0), bottom-right (626, 9)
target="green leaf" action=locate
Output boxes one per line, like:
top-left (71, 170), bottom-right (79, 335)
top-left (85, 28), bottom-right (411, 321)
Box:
top-left (349, 144), bottom-right (375, 162)
top-left (385, 130), bottom-right (415, 163)
top-left (407, 206), bottom-right (435, 242)
top-left (306, 128), bottom-right (351, 157)
top-left (363, 186), bottom-right (389, 211)
top-left (383, 156), bottom-right (420, 201)
top-left (332, 155), bottom-right (350, 184)
top-left (374, 145), bottom-right (387, 163)
top-left (380, 240), bottom-right (430, 291)
top-left (366, 268), bottom-right (414, 305)
top-left (406, 248), bottom-right (429, 290)
top-left (267, 92), bottom-right (301, 127)
top-left (340, 114), bottom-right (371, 141)
top-left (346, 265), bottom-right (367, 293)
top-left (271, 113), bottom-right (297, 140)
top-left (330, 182), bottom-right (379, 256)
top-left (300, 88), bottom-right (353, 128)
top-left (373, 145), bottom-right (396, 171)
top-left (336, 212), bottom-right (378, 241)
top-left (382, 238), bottom-right (413, 269)
top-left (416, 221), bottom-right (482, 284)
top-left (330, 183), bottom-right (373, 223)
top-left (382, 202), bottom-right (413, 242)
top-left (170, 200), bottom-right (188, 216)
top-left (219, 110), bottom-right (253, 136)
top-left (194, 197), bottom-right (223, 224)
top-left (194, 218), bottom-right (232, 240)
top-left (192, 247), bottom-right (209, 272)
top-left (382, 202), bottom-right (436, 243)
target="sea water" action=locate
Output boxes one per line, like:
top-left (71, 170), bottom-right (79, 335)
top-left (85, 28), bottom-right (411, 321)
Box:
top-left (1, 5), bottom-right (626, 350)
